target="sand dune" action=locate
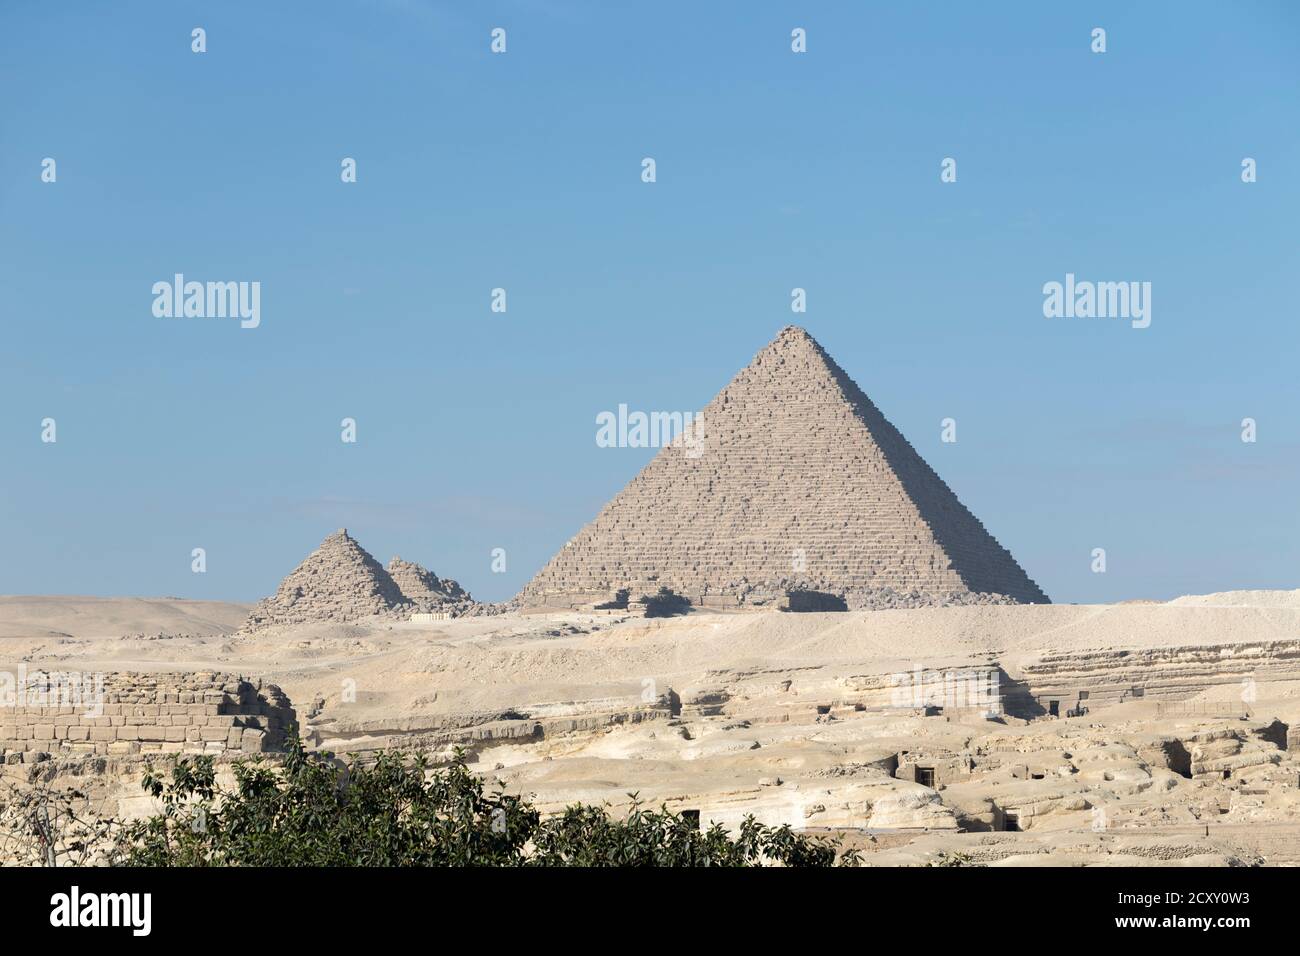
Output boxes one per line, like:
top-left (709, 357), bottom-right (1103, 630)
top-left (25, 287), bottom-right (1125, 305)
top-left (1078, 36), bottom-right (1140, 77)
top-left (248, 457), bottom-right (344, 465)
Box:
top-left (1166, 589), bottom-right (1300, 608)
top-left (0, 595), bottom-right (249, 641)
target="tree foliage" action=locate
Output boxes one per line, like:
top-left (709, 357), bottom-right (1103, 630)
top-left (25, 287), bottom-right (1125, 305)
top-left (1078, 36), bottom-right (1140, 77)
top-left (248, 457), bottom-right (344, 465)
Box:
top-left (117, 734), bottom-right (857, 867)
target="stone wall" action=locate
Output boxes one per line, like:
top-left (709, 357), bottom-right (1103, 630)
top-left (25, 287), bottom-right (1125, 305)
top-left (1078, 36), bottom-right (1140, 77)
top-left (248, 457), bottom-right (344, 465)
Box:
top-left (0, 671), bottom-right (294, 764)
top-left (306, 698), bottom-right (672, 756)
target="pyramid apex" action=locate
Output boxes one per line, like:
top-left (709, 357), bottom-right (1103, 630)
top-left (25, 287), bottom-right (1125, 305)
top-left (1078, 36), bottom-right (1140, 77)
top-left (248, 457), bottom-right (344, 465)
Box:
top-left (775, 324), bottom-right (814, 341)
top-left (767, 325), bottom-right (825, 355)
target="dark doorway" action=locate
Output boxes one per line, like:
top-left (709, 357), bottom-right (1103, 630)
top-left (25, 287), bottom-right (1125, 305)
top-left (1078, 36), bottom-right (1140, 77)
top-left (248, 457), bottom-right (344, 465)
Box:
top-left (916, 767), bottom-right (935, 788)
top-left (1048, 700), bottom-right (1059, 717)
top-left (1165, 740), bottom-right (1193, 778)
top-left (1004, 812), bottom-right (1021, 832)
top-left (1259, 719), bottom-right (1288, 751)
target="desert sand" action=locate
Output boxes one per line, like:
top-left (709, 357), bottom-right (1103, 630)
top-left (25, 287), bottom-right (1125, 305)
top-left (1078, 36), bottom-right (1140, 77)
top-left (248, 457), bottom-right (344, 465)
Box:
top-left (5, 590), bottom-right (1300, 866)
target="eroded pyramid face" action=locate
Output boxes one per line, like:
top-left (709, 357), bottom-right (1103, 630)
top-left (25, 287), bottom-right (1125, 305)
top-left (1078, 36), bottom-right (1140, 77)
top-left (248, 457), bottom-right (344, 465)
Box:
top-left (519, 326), bottom-right (1048, 611)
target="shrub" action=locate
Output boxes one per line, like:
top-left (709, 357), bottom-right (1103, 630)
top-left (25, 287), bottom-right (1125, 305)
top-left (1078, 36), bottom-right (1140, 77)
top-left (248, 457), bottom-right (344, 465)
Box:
top-left (0, 776), bottom-right (122, 867)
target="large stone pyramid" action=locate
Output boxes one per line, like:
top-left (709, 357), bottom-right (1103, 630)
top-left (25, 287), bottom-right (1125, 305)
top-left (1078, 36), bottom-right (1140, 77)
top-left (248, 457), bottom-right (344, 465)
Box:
top-left (240, 529), bottom-right (412, 631)
top-left (519, 326), bottom-right (1049, 611)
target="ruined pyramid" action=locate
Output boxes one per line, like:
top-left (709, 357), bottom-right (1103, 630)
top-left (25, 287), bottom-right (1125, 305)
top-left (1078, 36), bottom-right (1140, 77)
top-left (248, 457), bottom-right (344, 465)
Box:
top-left (239, 531), bottom-right (487, 633)
top-left (519, 326), bottom-right (1049, 611)
top-left (387, 557), bottom-right (470, 610)
top-left (240, 529), bottom-right (413, 631)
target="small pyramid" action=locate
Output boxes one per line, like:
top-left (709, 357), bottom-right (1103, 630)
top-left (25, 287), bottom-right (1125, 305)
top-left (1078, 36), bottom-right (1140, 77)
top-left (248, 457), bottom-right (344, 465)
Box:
top-left (240, 529), bottom-right (411, 631)
top-left (387, 556), bottom-right (471, 608)
top-left (519, 326), bottom-right (1048, 610)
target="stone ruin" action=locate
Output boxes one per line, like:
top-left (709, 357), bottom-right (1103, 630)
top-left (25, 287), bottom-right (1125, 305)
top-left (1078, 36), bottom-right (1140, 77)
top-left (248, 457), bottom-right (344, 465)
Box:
top-left (0, 671), bottom-right (294, 764)
top-left (238, 529), bottom-right (481, 633)
top-left (387, 556), bottom-right (470, 610)
top-left (519, 326), bottom-right (1049, 611)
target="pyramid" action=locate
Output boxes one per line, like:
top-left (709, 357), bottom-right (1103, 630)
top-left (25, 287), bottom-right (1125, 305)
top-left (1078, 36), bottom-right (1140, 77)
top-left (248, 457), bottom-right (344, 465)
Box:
top-left (519, 326), bottom-right (1049, 611)
top-left (387, 557), bottom-right (471, 609)
top-left (240, 529), bottom-right (412, 631)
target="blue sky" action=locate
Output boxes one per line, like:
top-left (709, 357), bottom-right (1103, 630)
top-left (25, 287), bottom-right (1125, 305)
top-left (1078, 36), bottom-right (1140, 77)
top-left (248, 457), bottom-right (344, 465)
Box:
top-left (1, 1), bottom-right (1297, 605)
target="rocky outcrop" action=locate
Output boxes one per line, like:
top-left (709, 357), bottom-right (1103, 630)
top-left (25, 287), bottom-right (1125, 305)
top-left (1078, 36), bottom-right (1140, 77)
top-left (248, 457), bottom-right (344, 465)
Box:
top-left (1015, 639), bottom-right (1300, 712)
top-left (867, 789), bottom-right (960, 829)
top-left (1189, 729), bottom-right (1282, 779)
